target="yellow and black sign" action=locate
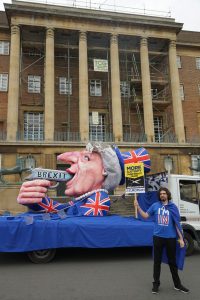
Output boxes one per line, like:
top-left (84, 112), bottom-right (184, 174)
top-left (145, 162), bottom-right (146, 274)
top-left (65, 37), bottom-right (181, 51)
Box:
top-left (125, 163), bottom-right (145, 194)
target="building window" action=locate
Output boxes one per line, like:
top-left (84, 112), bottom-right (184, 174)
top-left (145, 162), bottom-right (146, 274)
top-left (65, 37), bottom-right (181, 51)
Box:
top-left (0, 74), bottom-right (8, 91)
top-left (28, 75), bottom-right (41, 93)
top-left (90, 80), bottom-right (102, 96)
top-left (59, 77), bottom-right (72, 95)
top-left (0, 41), bottom-right (9, 55)
top-left (120, 81), bottom-right (130, 97)
top-left (195, 57), bottom-right (200, 69)
top-left (154, 116), bottom-right (163, 142)
top-left (176, 56), bottom-right (182, 68)
top-left (180, 84), bottom-right (185, 100)
top-left (24, 112), bottom-right (44, 141)
top-left (89, 112), bottom-right (105, 141)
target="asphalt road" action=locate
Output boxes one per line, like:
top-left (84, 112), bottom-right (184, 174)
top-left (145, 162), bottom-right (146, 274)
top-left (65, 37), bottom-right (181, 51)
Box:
top-left (0, 245), bottom-right (199, 300)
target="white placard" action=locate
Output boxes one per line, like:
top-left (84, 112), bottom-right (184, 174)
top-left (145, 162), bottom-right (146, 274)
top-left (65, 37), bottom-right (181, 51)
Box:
top-left (93, 59), bottom-right (108, 72)
top-left (92, 112), bottom-right (99, 125)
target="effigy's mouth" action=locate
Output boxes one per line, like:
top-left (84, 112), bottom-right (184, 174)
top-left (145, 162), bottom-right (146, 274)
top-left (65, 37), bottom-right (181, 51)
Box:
top-left (65, 166), bottom-right (76, 184)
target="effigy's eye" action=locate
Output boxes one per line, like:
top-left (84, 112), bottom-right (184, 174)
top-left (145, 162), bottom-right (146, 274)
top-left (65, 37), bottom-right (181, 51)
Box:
top-left (84, 155), bottom-right (90, 161)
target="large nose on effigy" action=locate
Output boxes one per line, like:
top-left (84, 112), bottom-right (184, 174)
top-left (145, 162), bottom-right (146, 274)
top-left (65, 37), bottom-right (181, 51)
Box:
top-left (57, 151), bottom-right (79, 163)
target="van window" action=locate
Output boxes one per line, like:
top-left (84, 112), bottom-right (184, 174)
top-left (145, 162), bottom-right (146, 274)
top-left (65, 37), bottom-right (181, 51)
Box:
top-left (179, 180), bottom-right (198, 204)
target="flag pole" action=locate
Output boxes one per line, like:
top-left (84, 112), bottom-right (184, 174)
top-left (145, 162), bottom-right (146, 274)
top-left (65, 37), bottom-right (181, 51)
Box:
top-left (134, 193), bottom-right (138, 218)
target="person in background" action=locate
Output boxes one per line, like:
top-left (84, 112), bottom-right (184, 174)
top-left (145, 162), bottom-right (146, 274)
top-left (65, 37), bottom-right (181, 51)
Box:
top-left (134, 187), bottom-right (189, 294)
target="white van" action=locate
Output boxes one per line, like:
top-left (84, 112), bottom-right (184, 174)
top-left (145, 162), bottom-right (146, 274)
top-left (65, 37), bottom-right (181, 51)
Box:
top-left (169, 174), bottom-right (200, 255)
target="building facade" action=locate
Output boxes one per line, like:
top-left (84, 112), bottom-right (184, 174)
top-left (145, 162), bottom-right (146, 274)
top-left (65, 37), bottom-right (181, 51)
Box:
top-left (0, 1), bottom-right (200, 197)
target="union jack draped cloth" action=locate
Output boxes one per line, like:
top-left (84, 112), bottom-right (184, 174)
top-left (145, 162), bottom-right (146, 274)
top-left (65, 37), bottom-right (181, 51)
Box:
top-left (79, 191), bottom-right (110, 216)
top-left (121, 147), bottom-right (151, 173)
top-left (27, 191), bottom-right (111, 216)
top-left (27, 197), bottom-right (69, 213)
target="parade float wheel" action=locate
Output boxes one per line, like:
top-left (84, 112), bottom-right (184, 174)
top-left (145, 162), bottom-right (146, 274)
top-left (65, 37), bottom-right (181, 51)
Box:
top-left (184, 232), bottom-right (194, 256)
top-left (27, 249), bottom-right (57, 263)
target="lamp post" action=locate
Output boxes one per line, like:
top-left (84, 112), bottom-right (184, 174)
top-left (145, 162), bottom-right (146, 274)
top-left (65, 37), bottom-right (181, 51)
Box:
top-left (164, 155), bottom-right (173, 188)
top-left (25, 154), bottom-right (36, 169)
top-left (190, 155), bottom-right (200, 173)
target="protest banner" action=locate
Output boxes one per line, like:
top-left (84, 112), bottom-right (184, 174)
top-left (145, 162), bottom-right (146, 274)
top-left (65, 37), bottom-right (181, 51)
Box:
top-left (125, 162), bottom-right (145, 218)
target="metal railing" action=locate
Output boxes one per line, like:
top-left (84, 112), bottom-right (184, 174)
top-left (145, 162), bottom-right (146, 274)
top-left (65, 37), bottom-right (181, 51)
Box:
top-left (54, 131), bottom-right (80, 141)
top-left (0, 130), bottom-right (199, 144)
top-left (156, 132), bottom-right (178, 143)
top-left (123, 132), bottom-right (147, 143)
top-left (186, 136), bottom-right (200, 144)
top-left (89, 132), bottom-right (114, 142)
top-left (12, 0), bottom-right (171, 18)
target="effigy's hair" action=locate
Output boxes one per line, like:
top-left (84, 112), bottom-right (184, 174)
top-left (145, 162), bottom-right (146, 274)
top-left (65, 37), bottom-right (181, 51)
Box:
top-left (86, 142), bottom-right (122, 191)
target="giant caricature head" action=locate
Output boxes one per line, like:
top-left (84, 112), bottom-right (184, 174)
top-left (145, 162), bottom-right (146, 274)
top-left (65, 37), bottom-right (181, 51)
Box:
top-left (57, 143), bottom-right (123, 197)
top-left (17, 142), bottom-right (150, 206)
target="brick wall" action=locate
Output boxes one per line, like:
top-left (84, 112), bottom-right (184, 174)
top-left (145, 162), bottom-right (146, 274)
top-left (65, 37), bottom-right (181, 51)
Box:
top-left (178, 55), bottom-right (200, 139)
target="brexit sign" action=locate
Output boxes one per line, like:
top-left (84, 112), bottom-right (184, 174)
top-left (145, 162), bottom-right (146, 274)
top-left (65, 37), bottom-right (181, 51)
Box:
top-left (125, 162), bottom-right (145, 194)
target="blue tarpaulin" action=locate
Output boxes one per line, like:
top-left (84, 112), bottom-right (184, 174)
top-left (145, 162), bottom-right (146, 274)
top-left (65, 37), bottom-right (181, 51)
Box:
top-left (0, 213), bottom-right (154, 252)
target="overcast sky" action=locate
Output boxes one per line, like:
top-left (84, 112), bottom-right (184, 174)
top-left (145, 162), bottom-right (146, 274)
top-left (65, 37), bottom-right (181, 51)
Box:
top-left (0, 0), bottom-right (200, 31)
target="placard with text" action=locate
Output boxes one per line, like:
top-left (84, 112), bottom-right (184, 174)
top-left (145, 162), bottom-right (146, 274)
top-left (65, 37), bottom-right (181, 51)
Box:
top-left (125, 162), bottom-right (145, 194)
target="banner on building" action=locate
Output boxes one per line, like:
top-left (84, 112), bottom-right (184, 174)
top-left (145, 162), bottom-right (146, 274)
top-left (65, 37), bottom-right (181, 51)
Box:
top-left (93, 59), bottom-right (108, 72)
top-left (125, 162), bottom-right (145, 194)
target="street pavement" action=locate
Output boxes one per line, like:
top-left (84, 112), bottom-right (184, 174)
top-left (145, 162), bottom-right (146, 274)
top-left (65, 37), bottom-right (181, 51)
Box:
top-left (0, 244), bottom-right (199, 300)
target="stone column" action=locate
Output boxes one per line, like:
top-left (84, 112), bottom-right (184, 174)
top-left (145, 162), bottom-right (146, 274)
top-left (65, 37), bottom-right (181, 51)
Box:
top-left (197, 111), bottom-right (200, 138)
top-left (7, 25), bottom-right (20, 141)
top-left (44, 28), bottom-right (55, 141)
top-left (110, 34), bottom-right (123, 142)
top-left (79, 31), bottom-right (89, 142)
top-left (169, 40), bottom-right (185, 143)
top-left (140, 37), bottom-right (154, 143)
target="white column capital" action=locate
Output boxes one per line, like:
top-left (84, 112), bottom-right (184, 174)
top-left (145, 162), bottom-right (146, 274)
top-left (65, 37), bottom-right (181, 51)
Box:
top-left (46, 27), bottom-right (54, 38)
top-left (140, 37), bottom-right (148, 46)
top-left (110, 33), bottom-right (118, 44)
top-left (79, 31), bottom-right (87, 41)
top-left (10, 24), bottom-right (20, 35)
top-left (169, 40), bottom-right (176, 49)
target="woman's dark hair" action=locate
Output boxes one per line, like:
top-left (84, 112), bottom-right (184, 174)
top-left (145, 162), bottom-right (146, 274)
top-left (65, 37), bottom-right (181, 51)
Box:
top-left (157, 187), bottom-right (171, 200)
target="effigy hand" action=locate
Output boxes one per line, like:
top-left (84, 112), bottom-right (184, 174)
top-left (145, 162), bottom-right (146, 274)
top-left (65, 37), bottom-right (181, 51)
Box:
top-left (17, 180), bottom-right (51, 204)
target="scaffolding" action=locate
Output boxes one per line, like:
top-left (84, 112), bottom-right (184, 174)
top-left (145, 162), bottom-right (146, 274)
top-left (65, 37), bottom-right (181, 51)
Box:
top-left (118, 35), bottom-right (174, 142)
top-left (17, 23), bottom-right (175, 143)
top-left (87, 32), bottom-right (112, 142)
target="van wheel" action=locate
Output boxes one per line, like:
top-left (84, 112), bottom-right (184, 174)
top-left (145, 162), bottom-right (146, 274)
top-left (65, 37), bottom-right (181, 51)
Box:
top-left (184, 232), bottom-right (194, 256)
top-left (27, 249), bottom-right (56, 263)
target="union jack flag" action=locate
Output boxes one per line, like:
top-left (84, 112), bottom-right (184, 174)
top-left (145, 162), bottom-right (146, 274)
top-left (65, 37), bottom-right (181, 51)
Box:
top-left (80, 191), bottom-right (110, 216)
top-left (122, 147), bottom-right (151, 173)
top-left (27, 197), bottom-right (69, 213)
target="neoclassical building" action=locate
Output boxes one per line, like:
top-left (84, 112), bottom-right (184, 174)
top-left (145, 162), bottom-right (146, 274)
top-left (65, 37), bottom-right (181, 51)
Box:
top-left (0, 1), bottom-right (200, 199)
